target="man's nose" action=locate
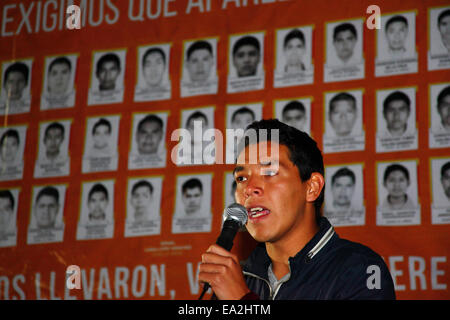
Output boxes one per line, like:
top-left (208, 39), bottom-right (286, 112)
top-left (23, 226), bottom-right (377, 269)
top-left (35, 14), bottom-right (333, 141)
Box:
top-left (244, 176), bottom-right (263, 198)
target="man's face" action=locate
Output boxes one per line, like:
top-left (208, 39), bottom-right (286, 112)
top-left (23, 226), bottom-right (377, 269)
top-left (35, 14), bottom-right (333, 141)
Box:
top-left (48, 63), bottom-right (70, 95)
top-left (35, 195), bottom-right (58, 229)
top-left (282, 109), bottom-right (306, 131)
top-left (329, 100), bottom-right (357, 136)
top-left (97, 61), bottom-right (120, 90)
top-left (441, 168), bottom-right (450, 199)
top-left (143, 52), bottom-right (165, 87)
top-left (386, 21), bottom-right (408, 51)
top-left (232, 112), bottom-right (254, 131)
top-left (438, 15), bottom-right (450, 47)
top-left (0, 197), bottom-right (13, 233)
top-left (233, 44), bottom-right (260, 77)
top-left (333, 30), bottom-right (357, 62)
top-left (88, 191), bottom-right (108, 218)
top-left (131, 186), bottom-right (153, 212)
top-left (186, 117), bottom-right (207, 144)
top-left (438, 94), bottom-right (450, 129)
top-left (182, 187), bottom-right (202, 215)
top-left (44, 128), bottom-right (64, 155)
top-left (137, 121), bottom-right (163, 155)
top-left (384, 100), bottom-right (410, 134)
top-left (284, 38), bottom-right (305, 66)
top-left (93, 125), bottom-right (110, 150)
top-left (186, 49), bottom-right (213, 83)
top-left (384, 170), bottom-right (409, 198)
top-left (5, 71), bottom-right (26, 100)
top-left (1, 136), bottom-right (19, 162)
top-left (331, 176), bottom-right (355, 208)
top-left (234, 143), bottom-right (309, 243)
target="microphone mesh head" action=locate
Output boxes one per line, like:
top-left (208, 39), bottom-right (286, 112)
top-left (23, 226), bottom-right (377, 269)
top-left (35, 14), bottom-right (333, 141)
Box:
top-left (223, 203), bottom-right (248, 226)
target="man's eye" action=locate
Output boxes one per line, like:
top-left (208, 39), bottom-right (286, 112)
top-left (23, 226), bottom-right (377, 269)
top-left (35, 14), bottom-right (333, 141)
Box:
top-left (235, 176), bottom-right (247, 182)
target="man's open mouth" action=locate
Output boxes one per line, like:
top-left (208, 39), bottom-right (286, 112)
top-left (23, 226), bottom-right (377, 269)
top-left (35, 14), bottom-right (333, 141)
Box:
top-left (247, 206), bottom-right (271, 219)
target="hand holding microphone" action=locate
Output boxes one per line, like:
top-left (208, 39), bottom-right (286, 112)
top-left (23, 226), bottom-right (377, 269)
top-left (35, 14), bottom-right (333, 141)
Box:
top-left (198, 203), bottom-right (250, 300)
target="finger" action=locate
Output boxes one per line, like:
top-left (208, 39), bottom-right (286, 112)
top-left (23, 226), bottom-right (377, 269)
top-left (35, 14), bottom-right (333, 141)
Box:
top-left (207, 245), bottom-right (239, 262)
top-left (201, 252), bottom-right (236, 267)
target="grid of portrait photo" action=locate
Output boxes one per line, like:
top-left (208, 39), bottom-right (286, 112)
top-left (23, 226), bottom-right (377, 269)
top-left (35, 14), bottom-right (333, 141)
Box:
top-left (0, 4), bottom-right (449, 249)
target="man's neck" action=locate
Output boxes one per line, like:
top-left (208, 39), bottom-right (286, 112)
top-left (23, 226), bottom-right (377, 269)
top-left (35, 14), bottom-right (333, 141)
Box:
top-left (46, 150), bottom-right (60, 161)
top-left (265, 211), bottom-right (319, 279)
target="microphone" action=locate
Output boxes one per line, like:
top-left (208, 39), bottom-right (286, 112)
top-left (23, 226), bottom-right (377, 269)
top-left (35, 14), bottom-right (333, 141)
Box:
top-left (198, 203), bottom-right (248, 299)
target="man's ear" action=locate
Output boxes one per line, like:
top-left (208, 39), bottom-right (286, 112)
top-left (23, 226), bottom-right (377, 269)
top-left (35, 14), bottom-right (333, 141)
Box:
top-left (306, 172), bottom-right (325, 203)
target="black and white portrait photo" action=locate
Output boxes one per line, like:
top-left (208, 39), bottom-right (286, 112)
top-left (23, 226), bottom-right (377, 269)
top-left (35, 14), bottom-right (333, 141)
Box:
top-left (27, 185), bottom-right (66, 245)
top-left (225, 103), bottom-right (263, 163)
top-left (430, 157), bottom-right (450, 225)
top-left (40, 55), bottom-right (77, 110)
top-left (82, 115), bottom-right (120, 173)
top-left (88, 50), bottom-right (126, 105)
top-left (125, 176), bottom-right (163, 237)
top-left (274, 26), bottom-right (314, 87)
top-left (376, 160), bottom-right (420, 226)
top-left (428, 6), bottom-right (450, 70)
top-left (128, 112), bottom-right (168, 169)
top-left (323, 90), bottom-right (365, 153)
top-left (76, 180), bottom-right (115, 240)
top-left (274, 98), bottom-right (311, 135)
top-left (0, 59), bottom-right (32, 115)
top-left (375, 12), bottom-right (418, 77)
top-left (429, 83), bottom-right (450, 148)
top-left (181, 38), bottom-right (218, 97)
top-left (174, 107), bottom-right (216, 166)
top-left (34, 120), bottom-right (71, 178)
top-left (134, 44), bottom-right (171, 102)
top-left (0, 188), bottom-right (19, 248)
top-left (172, 174), bottom-right (212, 234)
top-left (376, 87), bottom-right (418, 153)
top-left (324, 19), bottom-right (365, 82)
top-left (324, 164), bottom-right (365, 227)
top-left (0, 125), bottom-right (26, 181)
top-left (227, 32), bottom-right (265, 93)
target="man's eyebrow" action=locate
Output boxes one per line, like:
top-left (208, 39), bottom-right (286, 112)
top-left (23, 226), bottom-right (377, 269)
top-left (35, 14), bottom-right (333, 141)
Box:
top-left (233, 165), bottom-right (245, 176)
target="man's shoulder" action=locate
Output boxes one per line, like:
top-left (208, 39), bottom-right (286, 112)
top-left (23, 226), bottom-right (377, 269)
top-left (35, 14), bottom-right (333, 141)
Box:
top-left (328, 237), bottom-right (386, 267)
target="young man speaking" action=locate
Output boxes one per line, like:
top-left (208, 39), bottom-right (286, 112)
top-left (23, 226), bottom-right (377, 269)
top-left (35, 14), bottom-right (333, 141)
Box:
top-left (199, 119), bottom-right (395, 300)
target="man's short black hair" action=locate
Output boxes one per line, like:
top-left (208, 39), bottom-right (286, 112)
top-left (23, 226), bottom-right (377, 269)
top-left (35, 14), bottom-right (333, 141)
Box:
top-left (92, 118), bottom-right (112, 136)
top-left (182, 178), bottom-right (203, 194)
top-left (48, 56), bottom-right (72, 73)
top-left (231, 107), bottom-right (255, 123)
top-left (333, 23), bottom-right (357, 41)
top-left (4, 62), bottom-right (29, 87)
top-left (186, 111), bottom-right (208, 127)
top-left (383, 91), bottom-right (411, 114)
top-left (383, 164), bottom-right (410, 184)
top-left (36, 186), bottom-right (59, 204)
top-left (236, 119), bottom-right (325, 222)
top-left (284, 29), bottom-right (305, 47)
top-left (437, 86), bottom-right (450, 111)
top-left (0, 190), bottom-right (15, 210)
top-left (437, 8), bottom-right (450, 26)
top-left (44, 122), bottom-right (65, 140)
top-left (331, 167), bottom-right (356, 185)
top-left (330, 92), bottom-right (356, 113)
top-left (96, 53), bottom-right (121, 74)
top-left (441, 161), bottom-right (450, 177)
top-left (385, 15), bottom-right (408, 31)
top-left (0, 129), bottom-right (20, 147)
top-left (282, 101), bottom-right (306, 115)
top-left (88, 183), bottom-right (109, 202)
top-left (131, 180), bottom-right (154, 195)
top-left (142, 47), bottom-right (166, 66)
top-left (232, 36), bottom-right (260, 56)
top-left (137, 114), bottom-right (163, 133)
top-left (187, 40), bottom-right (213, 60)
